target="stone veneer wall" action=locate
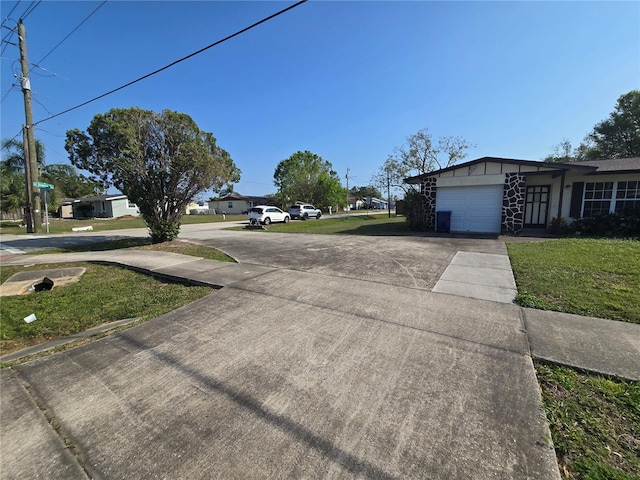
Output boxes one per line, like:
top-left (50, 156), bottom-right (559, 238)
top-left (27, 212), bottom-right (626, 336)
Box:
top-left (502, 173), bottom-right (525, 234)
top-left (421, 177), bottom-right (437, 230)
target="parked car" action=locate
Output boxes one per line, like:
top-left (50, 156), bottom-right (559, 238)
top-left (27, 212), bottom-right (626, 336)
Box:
top-left (288, 203), bottom-right (322, 220)
top-left (247, 206), bottom-right (290, 225)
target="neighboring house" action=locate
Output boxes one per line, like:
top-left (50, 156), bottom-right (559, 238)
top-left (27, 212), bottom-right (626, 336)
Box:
top-left (58, 199), bottom-right (74, 219)
top-left (185, 200), bottom-right (212, 215)
top-left (73, 195), bottom-right (140, 219)
top-left (405, 157), bottom-right (640, 234)
top-left (365, 196), bottom-right (389, 210)
top-left (347, 196), bottom-right (365, 210)
top-left (208, 195), bottom-right (272, 215)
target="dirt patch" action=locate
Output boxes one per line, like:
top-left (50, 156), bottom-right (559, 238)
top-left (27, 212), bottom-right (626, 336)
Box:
top-left (0, 267), bottom-right (86, 296)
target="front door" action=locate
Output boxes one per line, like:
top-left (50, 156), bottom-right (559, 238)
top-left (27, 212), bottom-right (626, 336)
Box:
top-left (524, 185), bottom-right (550, 227)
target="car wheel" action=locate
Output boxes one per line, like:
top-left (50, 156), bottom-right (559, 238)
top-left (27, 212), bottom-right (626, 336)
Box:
top-left (303, 213), bottom-right (308, 220)
top-left (316, 213), bottom-right (322, 219)
top-left (264, 217), bottom-right (271, 225)
top-left (284, 216), bottom-right (290, 223)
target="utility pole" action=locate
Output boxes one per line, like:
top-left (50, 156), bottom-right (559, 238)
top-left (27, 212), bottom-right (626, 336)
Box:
top-left (386, 166), bottom-right (391, 218)
top-left (345, 168), bottom-right (350, 211)
top-left (21, 126), bottom-right (34, 232)
top-left (18, 19), bottom-right (40, 233)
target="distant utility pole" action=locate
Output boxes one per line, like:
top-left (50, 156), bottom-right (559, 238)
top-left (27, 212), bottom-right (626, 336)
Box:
top-left (18, 19), bottom-right (40, 233)
top-left (345, 168), bottom-right (350, 211)
top-left (386, 166), bottom-right (391, 218)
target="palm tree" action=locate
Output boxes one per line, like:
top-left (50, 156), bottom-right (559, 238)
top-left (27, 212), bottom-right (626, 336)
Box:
top-left (1, 137), bottom-right (46, 172)
top-left (1, 137), bottom-right (46, 221)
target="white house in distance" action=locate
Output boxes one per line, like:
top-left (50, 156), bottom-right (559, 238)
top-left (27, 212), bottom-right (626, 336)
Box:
top-left (208, 194), bottom-right (272, 215)
top-left (72, 195), bottom-right (140, 219)
top-left (405, 157), bottom-right (640, 234)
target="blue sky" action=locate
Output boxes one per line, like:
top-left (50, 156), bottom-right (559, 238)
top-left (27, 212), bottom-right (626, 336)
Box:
top-left (1, 1), bottom-right (638, 199)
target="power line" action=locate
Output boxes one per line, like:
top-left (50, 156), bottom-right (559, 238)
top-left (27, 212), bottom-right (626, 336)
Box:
top-left (33, 0), bottom-right (308, 127)
top-left (1, 1), bottom-right (22, 28)
top-left (20, 0), bottom-right (41, 21)
top-left (31, 0), bottom-right (106, 72)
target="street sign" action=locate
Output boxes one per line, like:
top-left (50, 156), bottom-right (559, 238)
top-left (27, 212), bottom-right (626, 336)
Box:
top-left (33, 182), bottom-right (54, 189)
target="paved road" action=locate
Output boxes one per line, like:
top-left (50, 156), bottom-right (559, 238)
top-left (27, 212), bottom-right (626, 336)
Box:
top-left (2, 225), bottom-right (563, 479)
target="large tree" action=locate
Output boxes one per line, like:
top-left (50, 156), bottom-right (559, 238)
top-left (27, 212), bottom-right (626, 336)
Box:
top-left (273, 150), bottom-right (345, 210)
top-left (66, 107), bottom-right (240, 242)
top-left (373, 128), bottom-right (473, 194)
top-left (545, 90), bottom-right (640, 162)
top-left (586, 90), bottom-right (640, 159)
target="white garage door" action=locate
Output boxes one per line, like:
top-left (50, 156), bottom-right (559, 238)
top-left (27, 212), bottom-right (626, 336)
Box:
top-left (436, 185), bottom-right (503, 233)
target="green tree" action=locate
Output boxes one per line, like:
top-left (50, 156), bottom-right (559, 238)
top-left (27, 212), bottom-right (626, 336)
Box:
top-left (1, 137), bottom-right (46, 171)
top-left (0, 163), bottom-right (25, 217)
top-left (273, 150), bottom-right (345, 210)
top-left (350, 185), bottom-right (382, 201)
top-left (1, 137), bottom-right (46, 219)
top-left (41, 164), bottom-right (103, 198)
top-left (545, 91), bottom-right (640, 162)
top-left (586, 90), bottom-right (640, 159)
top-left (65, 107), bottom-right (241, 242)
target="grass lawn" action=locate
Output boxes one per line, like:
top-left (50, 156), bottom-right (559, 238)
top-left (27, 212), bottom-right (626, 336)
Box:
top-left (238, 214), bottom-right (410, 235)
top-left (0, 262), bottom-right (213, 358)
top-left (535, 361), bottom-right (640, 480)
top-left (0, 240), bottom-right (234, 361)
top-left (507, 238), bottom-right (640, 323)
top-left (0, 214), bottom-right (246, 235)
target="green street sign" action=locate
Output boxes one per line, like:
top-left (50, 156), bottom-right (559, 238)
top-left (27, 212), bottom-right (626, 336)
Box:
top-left (33, 182), bottom-right (54, 189)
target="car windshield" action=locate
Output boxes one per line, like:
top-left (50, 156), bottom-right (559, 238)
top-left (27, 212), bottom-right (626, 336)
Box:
top-left (248, 208), bottom-right (263, 213)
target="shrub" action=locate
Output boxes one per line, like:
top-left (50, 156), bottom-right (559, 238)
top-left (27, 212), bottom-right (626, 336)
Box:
top-left (570, 208), bottom-right (640, 238)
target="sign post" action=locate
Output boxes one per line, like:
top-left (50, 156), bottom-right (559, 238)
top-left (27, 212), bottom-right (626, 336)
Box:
top-left (33, 182), bottom-right (54, 233)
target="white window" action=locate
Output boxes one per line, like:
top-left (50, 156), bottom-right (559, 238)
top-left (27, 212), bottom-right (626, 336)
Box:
top-left (127, 199), bottom-right (137, 209)
top-left (227, 201), bottom-right (233, 209)
top-left (583, 181), bottom-right (640, 217)
top-left (615, 181), bottom-right (640, 213)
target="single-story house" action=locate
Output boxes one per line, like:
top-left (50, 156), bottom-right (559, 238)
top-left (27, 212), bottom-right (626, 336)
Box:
top-left (208, 195), bottom-right (272, 215)
top-left (365, 196), bottom-right (389, 210)
top-left (73, 195), bottom-right (140, 219)
top-left (405, 157), bottom-right (640, 234)
top-left (185, 200), bottom-right (212, 215)
top-left (58, 199), bottom-right (75, 219)
top-left (347, 196), bottom-right (365, 210)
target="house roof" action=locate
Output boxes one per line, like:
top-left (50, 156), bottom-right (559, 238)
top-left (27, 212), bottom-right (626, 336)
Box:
top-left (214, 194), bottom-right (271, 202)
top-left (73, 195), bottom-right (127, 203)
top-left (404, 156), bottom-right (639, 183)
top-left (578, 158), bottom-right (640, 174)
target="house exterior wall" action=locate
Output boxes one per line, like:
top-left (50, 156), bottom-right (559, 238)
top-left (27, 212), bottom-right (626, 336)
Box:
top-left (208, 200), bottom-right (250, 215)
top-left (561, 172), bottom-right (640, 221)
top-left (111, 199), bottom-right (140, 217)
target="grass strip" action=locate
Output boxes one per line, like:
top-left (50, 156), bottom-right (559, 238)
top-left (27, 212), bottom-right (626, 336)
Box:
top-left (535, 361), bottom-right (640, 479)
top-left (235, 214), bottom-right (410, 235)
top-left (1, 262), bottom-right (212, 356)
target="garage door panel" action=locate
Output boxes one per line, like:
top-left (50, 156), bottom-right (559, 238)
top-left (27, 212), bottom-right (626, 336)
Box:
top-left (436, 186), bottom-right (503, 233)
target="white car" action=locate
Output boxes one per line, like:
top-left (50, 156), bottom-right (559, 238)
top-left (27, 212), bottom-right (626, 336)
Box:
top-left (247, 205), bottom-right (290, 225)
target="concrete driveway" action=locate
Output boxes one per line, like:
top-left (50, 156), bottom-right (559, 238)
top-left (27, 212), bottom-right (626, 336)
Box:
top-left (0, 226), bottom-right (560, 479)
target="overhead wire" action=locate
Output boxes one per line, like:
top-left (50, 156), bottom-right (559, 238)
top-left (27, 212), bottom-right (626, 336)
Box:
top-left (30, 0), bottom-right (106, 72)
top-left (1, 1), bottom-right (21, 28)
top-left (32, 0), bottom-right (308, 127)
top-left (20, 0), bottom-right (41, 21)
